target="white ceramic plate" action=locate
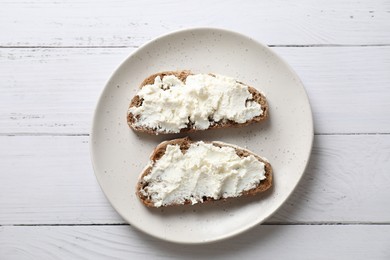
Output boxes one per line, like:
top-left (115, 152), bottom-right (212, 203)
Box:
top-left (90, 28), bottom-right (313, 244)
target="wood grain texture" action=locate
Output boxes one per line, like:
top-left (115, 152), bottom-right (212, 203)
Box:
top-left (275, 47), bottom-right (390, 134)
top-left (1, 225), bottom-right (389, 259)
top-left (0, 136), bottom-right (122, 225)
top-left (0, 47), bottom-right (133, 134)
top-left (1, 0), bottom-right (389, 258)
top-left (1, 46), bottom-right (390, 134)
top-left (1, 135), bottom-right (389, 225)
top-left (0, 0), bottom-right (389, 47)
top-left (272, 134), bottom-right (390, 223)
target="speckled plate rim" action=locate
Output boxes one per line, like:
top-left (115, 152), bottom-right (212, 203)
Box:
top-left (90, 27), bottom-right (314, 244)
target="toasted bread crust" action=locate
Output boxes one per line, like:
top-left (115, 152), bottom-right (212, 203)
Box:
top-left (127, 71), bottom-right (269, 134)
top-left (136, 137), bottom-right (273, 207)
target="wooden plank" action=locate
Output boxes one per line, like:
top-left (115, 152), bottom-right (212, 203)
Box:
top-left (0, 225), bottom-right (389, 259)
top-left (1, 134), bottom-right (389, 225)
top-left (1, 46), bottom-right (390, 134)
top-left (0, 136), bottom-right (122, 225)
top-left (0, 48), bottom-right (132, 134)
top-left (0, 0), bottom-right (389, 47)
top-left (276, 46), bottom-right (390, 134)
top-left (272, 134), bottom-right (390, 223)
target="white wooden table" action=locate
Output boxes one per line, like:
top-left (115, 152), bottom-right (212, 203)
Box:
top-left (1, 0), bottom-right (390, 259)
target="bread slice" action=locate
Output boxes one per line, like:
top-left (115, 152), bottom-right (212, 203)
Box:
top-left (136, 137), bottom-right (272, 207)
top-left (127, 71), bottom-right (268, 135)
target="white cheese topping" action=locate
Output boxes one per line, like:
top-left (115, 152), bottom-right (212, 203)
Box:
top-left (140, 142), bottom-right (266, 207)
top-left (128, 74), bottom-right (263, 133)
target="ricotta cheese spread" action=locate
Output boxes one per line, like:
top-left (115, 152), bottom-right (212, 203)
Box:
top-left (128, 74), bottom-right (263, 133)
top-left (140, 142), bottom-right (266, 207)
